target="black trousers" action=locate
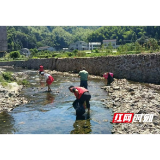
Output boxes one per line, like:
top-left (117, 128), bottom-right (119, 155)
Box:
top-left (78, 91), bottom-right (91, 109)
top-left (80, 80), bottom-right (88, 89)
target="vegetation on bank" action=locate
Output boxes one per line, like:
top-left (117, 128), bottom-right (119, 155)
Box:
top-left (0, 38), bottom-right (159, 61)
top-left (6, 26), bottom-right (160, 51)
top-left (0, 71), bottom-right (30, 87)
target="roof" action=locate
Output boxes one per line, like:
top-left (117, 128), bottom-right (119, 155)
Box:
top-left (103, 39), bottom-right (116, 42)
top-left (89, 42), bottom-right (101, 45)
top-left (75, 41), bottom-right (87, 44)
top-left (21, 48), bottom-right (30, 51)
top-left (38, 46), bottom-right (50, 49)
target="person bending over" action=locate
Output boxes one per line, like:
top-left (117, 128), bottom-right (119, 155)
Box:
top-left (103, 72), bottom-right (114, 85)
top-left (41, 72), bottom-right (54, 92)
top-left (69, 86), bottom-right (91, 116)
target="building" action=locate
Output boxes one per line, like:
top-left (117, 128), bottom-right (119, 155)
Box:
top-left (88, 42), bottom-right (101, 50)
top-left (69, 41), bottom-right (88, 50)
top-left (63, 48), bottom-right (68, 51)
top-left (103, 39), bottom-right (117, 49)
top-left (38, 46), bottom-right (56, 51)
top-left (20, 48), bottom-right (31, 57)
top-left (0, 26), bottom-right (7, 57)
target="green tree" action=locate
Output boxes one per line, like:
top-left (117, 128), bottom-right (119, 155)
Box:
top-left (9, 51), bottom-right (20, 59)
top-left (131, 32), bottom-right (137, 42)
top-left (134, 42), bottom-right (141, 53)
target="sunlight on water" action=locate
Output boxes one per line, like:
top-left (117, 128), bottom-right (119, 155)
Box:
top-left (0, 68), bottom-right (113, 134)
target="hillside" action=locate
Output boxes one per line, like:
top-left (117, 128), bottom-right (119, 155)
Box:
top-left (7, 26), bottom-right (160, 51)
top-left (7, 26), bottom-right (99, 51)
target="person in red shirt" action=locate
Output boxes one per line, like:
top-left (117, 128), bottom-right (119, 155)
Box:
top-left (69, 86), bottom-right (91, 115)
top-left (39, 65), bottom-right (44, 75)
top-left (103, 72), bottom-right (114, 85)
top-left (41, 72), bottom-right (54, 92)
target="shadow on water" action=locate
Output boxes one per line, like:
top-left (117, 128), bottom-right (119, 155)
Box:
top-left (0, 68), bottom-right (113, 134)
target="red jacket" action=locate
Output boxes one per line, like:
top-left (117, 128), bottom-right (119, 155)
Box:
top-left (39, 65), bottom-right (44, 72)
top-left (74, 87), bottom-right (88, 99)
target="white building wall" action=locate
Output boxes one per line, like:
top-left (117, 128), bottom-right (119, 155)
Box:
top-left (89, 42), bottom-right (101, 50)
top-left (103, 39), bottom-right (117, 49)
top-left (69, 41), bottom-right (88, 50)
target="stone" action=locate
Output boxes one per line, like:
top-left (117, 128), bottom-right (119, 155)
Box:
top-left (113, 86), bottom-right (120, 90)
top-left (100, 99), bottom-right (106, 102)
top-left (140, 129), bottom-right (151, 134)
top-left (114, 98), bottom-right (120, 102)
top-left (132, 132), bottom-right (139, 135)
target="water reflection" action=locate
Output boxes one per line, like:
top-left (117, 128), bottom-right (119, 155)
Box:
top-left (0, 68), bottom-right (113, 134)
top-left (43, 92), bottom-right (55, 105)
top-left (39, 80), bottom-right (45, 87)
top-left (70, 113), bottom-right (92, 134)
top-left (0, 111), bottom-right (17, 134)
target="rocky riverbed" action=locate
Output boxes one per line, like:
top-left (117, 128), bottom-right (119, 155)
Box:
top-left (101, 79), bottom-right (160, 134)
top-left (0, 67), bottom-right (28, 113)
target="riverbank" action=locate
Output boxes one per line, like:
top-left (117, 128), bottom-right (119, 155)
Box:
top-left (47, 70), bottom-right (160, 134)
top-left (0, 67), bottom-right (28, 113)
top-left (101, 79), bottom-right (160, 134)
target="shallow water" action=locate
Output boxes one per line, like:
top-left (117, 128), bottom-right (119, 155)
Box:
top-left (0, 68), bottom-right (113, 134)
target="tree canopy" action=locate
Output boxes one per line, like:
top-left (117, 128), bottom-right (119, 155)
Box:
top-left (7, 26), bottom-right (160, 51)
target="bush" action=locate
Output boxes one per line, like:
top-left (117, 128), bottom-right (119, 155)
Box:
top-left (67, 52), bottom-right (73, 57)
top-left (73, 49), bottom-right (78, 54)
top-left (77, 51), bottom-right (86, 57)
top-left (0, 75), bottom-right (5, 82)
top-left (52, 53), bottom-right (60, 57)
top-left (17, 79), bottom-right (30, 86)
top-left (1, 82), bottom-right (8, 87)
top-left (95, 48), bottom-right (99, 53)
top-left (2, 72), bottom-right (14, 82)
top-left (9, 51), bottom-right (20, 59)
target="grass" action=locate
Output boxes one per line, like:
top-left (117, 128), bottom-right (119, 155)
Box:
top-left (1, 48), bottom-right (160, 61)
top-left (17, 79), bottom-right (30, 86)
top-left (0, 71), bottom-right (30, 87)
top-left (2, 72), bottom-right (14, 82)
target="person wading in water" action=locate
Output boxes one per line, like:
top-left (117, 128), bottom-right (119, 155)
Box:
top-left (78, 67), bottom-right (88, 89)
top-left (41, 72), bottom-right (54, 92)
top-left (68, 86), bottom-right (91, 116)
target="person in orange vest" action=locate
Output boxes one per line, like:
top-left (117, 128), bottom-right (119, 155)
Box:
top-left (68, 86), bottom-right (91, 116)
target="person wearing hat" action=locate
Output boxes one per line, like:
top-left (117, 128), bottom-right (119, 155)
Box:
top-left (41, 72), bottom-right (54, 92)
top-left (39, 65), bottom-right (44, 75)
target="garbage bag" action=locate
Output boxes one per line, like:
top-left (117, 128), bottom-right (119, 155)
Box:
top-left (73, 99), bottom-right (85, 116)
top-left (108, 73), bottom-right (114, 84)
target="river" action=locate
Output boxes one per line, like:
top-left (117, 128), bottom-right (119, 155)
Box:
top-left (0, 68), bottom-right (113, 134)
